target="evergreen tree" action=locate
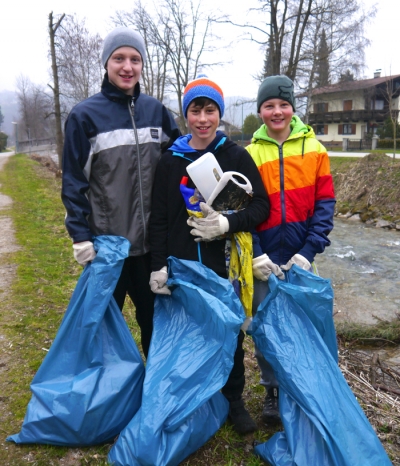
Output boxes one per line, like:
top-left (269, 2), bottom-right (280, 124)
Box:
top-left (315, 30), bottom-right (330, 87)
top-left (243, 114), bottom-right (262, 136)
top-left (263, 35), bottom-right (275, 78)
top-left (377, 117), bottom-right (400, 139)
top-left (0, 105), bottom-right (4, 131)
top-left (339, 70), bottom-right (355, 82)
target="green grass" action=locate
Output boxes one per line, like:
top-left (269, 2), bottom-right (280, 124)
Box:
top-left (336, 317), bottom-right (400, 345)
top-left (328, 156), bottom-right (360, 171)
top-left (0, 155), bottom-right (114, 464)
top-left (0, 154), bottom-right (279, 465)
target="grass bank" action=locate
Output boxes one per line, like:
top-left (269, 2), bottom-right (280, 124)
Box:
top-left (0, 154), bottom-right (271, 465)
top-left (0, 154), bottom-right (398, 465)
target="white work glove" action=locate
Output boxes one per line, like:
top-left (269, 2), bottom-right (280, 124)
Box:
top-left (187, 202), bottom-right (229, 242)
top-left (281, 253), bottom-right (311, 271)
top-left (73, 241), bottom-right (96, 267)
top-left (149, 266), bottom-right (171, 295)
top-left (252, 254), bottom-right (285, 281)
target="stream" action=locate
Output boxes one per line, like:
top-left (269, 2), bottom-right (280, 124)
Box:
top-left (317, 218), bottom-right (400, 365)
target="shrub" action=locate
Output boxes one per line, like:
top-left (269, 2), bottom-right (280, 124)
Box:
top-left (0, 132), bottom-right (8, 151)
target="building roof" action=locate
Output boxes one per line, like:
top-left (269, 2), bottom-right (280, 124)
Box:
top-left (308, 74), bottom-right (400, 96)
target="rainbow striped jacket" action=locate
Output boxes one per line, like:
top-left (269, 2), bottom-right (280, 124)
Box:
top-left (246, 116), bottom-right (335, 266)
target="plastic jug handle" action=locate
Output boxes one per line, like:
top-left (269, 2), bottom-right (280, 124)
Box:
top-left (222, 171), bottom-right (253, 193)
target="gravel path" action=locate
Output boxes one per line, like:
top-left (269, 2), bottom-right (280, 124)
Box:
top-left (0, 152), bottom-right (20, 294)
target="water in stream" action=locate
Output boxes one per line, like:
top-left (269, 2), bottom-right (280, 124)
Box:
top-left (317, 218), bottom-right (400, 324)
top-left (316, 218), bottom-right (400, 365)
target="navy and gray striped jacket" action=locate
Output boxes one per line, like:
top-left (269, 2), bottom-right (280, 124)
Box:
top-left (61, 75), bottom-right (180, 255)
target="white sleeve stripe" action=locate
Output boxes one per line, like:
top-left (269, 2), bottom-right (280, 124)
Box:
top-left (83, 127), bottom-right (166, 179)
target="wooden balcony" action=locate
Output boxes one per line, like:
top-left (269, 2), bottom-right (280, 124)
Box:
top-left (308, 109), bottom-right (395, 125)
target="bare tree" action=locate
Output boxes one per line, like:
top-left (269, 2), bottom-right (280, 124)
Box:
top-left (49, 11), bottom-right (65, 168)
top-left (159, 0), bottom-right (221, 132)
top-left (112, 0), bottom-right (222, 132)
top-left (383, 76), bottom-right (400, 159)
top-left (220, 0), bottom-right (374, 92)
top-left (112, 3), bottom-right (170, 101)
top-left (16, 75), bottom-right (54, 142)
top-left (300, 0), bottom-right (375, 119)
top-left (56, 14), bottom-right (103, 107)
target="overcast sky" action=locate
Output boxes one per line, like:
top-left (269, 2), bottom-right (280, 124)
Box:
top-left (0, 0), bottom-right (397, 99)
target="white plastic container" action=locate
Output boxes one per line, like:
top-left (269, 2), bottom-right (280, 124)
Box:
top-left (186, 152), bottom-right (223, 201)
top-left (207, 171), bottom-right (252, 206)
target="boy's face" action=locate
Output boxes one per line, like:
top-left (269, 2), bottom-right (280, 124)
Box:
top-left (259, 98), bottom-right (294, 137)
top-left (107, 46), bottom-right (143, 95)
top-left (186, 101), bottom-right (220, 149)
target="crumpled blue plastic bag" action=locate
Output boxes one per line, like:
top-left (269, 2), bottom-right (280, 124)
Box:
top-left (7, 236), bottom-right (145, 446)
top-left (248, 266), bottom-right (392, 466)
top-left (108, 256), bottom-right (246, 466)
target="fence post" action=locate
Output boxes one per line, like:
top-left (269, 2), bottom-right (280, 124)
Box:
top-left (372, 135), bottom-right (378, 150)
top-left (342, 138), bottom-right (349, 152)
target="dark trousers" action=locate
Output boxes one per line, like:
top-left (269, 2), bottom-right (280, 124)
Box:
top-left (222, 329), bottom-right (245, 401)
top-left (113, 253), bottom-right (154, 359)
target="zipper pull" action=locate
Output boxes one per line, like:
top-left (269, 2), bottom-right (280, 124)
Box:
top-left (130, 99), bottom-right (135, 114)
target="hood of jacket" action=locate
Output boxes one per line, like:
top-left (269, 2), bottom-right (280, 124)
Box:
top-left (252, 115), bottom-right (315, 144)
top-left (169, 130), bottom-right (228, 157)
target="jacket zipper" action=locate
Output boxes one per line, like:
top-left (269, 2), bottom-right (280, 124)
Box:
top-left (129, 99), bottom-right (146, 251)
top-left (278, 143), bottom-right (287, 265)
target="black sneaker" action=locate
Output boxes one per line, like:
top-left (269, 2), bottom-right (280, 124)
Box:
top-left (262, 387), bottom-right (280, 425)
top-left (228, 398), bottom-right (257, 435)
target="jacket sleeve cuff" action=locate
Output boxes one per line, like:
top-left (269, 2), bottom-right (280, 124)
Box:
top-left (298, 243), bottom-right (316, 264)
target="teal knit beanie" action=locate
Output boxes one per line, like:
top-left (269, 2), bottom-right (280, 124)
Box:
top-left (257, 75), bottom-right (295, 112)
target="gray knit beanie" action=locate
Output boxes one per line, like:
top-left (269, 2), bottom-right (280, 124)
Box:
top-left (101, 27), bottom-right (146, 68)
top-left (257, 75), bottom-right (296, 112)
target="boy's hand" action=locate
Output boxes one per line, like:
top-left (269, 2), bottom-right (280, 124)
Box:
top-left (73, 241), bottom-right (96, 267)
top-left (281, 253), bottom-right (311, 271)
top-left (253, 254), bottom-right (285, 281)
top-left (187, 203), bottom-right (229, 242)
top-left (149, 266), bottom-right (171, 295)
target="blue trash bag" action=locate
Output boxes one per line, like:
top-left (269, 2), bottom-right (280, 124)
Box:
top-left (7, 236), bottom-right (145, 446)
top-left (108, 256), bottom-right (246, 466)
top-left (248, 266), bottom-right (392, 466)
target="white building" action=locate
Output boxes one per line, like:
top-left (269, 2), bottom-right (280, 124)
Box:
top-left (306, 72), bottom-right (400, 143)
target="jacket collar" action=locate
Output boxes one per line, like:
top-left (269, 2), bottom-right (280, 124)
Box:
top-left (101, 73), bottom-right (141, 103)
top-left (252, 115), bottom-right (312, 144)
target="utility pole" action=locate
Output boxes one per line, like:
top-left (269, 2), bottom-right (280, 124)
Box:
top-left (234, 99), bottom-right (256, 146)
top-left (12, 122), bottom-right (19, 153)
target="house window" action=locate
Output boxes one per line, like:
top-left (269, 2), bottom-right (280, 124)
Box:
top-left (338, 124), bottom-right (356, 135)
top-left (372, 99), bottom-right (384, 110)
top-left (313, 102), bottom-right (328, 113)
top-left (315, 125), bottom-right (328, 135)
top-left (343, 100), bottom-right (353, 111)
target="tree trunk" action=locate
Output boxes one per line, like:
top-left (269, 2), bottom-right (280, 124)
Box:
top-left (48, 12), bottom-right (65, 169)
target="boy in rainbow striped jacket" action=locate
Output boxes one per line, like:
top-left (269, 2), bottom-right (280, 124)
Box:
top-left (246, 75), bottom-right (336, 425)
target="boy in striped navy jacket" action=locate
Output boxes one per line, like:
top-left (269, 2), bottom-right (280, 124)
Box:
top-left (61, 27), bottom-right (179, 358)
top-left (246, 75), bottom-right (335, 425)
